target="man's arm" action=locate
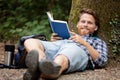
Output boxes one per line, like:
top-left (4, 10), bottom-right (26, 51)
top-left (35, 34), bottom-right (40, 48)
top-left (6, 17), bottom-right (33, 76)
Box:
top-left (92, 40), bottom-right (108, 67)
top-left (69, 32), bottom-right (108, 67)
top-left (69, 34), bottom-right (99, 61)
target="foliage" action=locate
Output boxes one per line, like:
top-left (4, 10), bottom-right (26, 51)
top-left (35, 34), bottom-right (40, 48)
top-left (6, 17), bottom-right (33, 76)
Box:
top-left (0, 0), bottom-right (71, 42)
top-left (109, 15), bottom-right (120, 56)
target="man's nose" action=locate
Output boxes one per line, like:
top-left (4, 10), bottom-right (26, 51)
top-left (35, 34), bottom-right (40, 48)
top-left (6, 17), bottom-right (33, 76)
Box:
top-left (83, 22), bottom-right (88, 28)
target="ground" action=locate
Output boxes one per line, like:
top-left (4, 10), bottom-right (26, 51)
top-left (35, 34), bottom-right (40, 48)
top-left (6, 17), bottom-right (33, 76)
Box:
top-left (0, 42), bottom-right (120, 80)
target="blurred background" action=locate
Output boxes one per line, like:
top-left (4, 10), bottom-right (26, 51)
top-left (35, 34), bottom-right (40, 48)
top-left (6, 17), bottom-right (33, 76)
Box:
top-left (0, 0), bottom-right (72, 42)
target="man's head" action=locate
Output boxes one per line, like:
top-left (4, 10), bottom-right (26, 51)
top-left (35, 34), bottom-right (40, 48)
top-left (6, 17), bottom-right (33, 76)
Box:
top-left (77, 8), bottom-right (100, 36)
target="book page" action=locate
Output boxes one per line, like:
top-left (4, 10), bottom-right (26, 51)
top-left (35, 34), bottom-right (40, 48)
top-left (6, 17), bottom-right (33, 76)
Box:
top-left (46, 12), bottom-right (53, 21)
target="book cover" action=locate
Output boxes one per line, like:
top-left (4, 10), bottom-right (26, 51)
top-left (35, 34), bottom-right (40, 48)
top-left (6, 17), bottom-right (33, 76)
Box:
top-left (46, 12), bottom-right (70, 39)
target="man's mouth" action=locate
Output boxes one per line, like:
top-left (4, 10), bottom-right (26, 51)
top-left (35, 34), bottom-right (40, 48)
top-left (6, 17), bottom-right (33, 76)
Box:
top-left (80, 28), bottom-right (89, 34)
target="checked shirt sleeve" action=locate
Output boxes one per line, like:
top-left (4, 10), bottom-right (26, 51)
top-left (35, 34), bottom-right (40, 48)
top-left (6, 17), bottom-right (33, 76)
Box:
top-left (94, 39), bottom-right (108, 67)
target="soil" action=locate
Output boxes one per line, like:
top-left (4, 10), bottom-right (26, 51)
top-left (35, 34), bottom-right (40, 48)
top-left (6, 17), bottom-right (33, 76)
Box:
top-left (0, 42), bottom-right (120, 80)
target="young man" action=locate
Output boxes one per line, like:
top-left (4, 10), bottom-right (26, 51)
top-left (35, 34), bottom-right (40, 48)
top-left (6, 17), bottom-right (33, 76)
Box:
top-left (23, 8), bottom-right (108, 80)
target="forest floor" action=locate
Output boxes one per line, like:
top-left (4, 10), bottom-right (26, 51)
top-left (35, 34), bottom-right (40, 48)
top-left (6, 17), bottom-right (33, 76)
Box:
top-left (0, 42), bottom-right (120, 80)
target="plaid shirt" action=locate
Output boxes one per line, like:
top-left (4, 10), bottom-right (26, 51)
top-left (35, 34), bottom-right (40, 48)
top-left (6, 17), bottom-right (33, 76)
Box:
top-left (77, 35), bottom-right (108, 69)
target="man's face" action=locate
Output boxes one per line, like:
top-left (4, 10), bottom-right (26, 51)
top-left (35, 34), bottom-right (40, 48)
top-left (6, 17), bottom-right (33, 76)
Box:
top-left (77, 13), bottom-right (98, 36)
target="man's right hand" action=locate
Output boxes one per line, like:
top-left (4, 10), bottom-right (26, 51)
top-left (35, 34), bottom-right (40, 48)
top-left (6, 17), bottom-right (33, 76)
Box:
top-left (50, 33), bottom-right (62, 41)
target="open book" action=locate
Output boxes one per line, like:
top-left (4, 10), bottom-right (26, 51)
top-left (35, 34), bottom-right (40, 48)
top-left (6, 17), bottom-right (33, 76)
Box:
top-left (46, 12), bottom-right (71, 39)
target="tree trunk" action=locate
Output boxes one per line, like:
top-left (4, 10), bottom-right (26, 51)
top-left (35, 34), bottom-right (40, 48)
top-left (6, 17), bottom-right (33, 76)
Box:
top-left (68, 0), bottom-right (120, 57)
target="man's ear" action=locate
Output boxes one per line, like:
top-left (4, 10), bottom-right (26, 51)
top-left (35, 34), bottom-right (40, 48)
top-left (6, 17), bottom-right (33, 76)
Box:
top-left (95, 26), bottom-right (98, 31)
top-left (77, 25), bottom-right (78, 28)
top-left (76, 23), bottom-right (79, 28)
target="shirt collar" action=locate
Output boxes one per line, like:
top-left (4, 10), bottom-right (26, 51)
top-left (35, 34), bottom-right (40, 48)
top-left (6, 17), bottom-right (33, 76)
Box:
top-left (81, 34), bottom-right (91, 38)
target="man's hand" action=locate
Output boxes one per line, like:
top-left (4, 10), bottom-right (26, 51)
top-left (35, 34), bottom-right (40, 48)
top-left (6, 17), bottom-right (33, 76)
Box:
top-left (69, 32), bottom-right (87, 45)
top-left (50, 33), bottom-right (62, 41)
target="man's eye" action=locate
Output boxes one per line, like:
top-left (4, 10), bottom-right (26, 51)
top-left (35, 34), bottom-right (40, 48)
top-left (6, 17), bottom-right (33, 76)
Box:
top-left (80, 20), bottom-right (85, 23)
top-left (88, 21), bottom-right (93, 24)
